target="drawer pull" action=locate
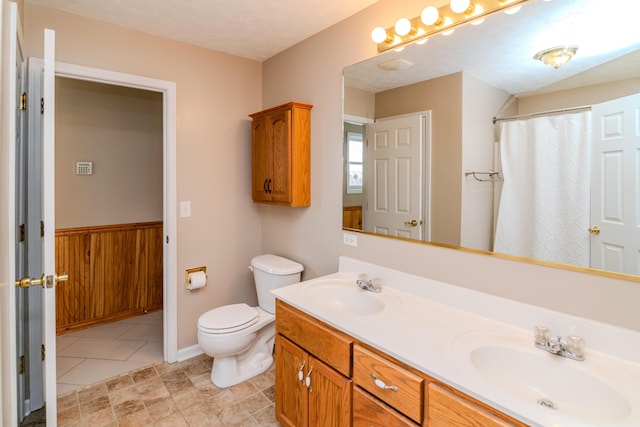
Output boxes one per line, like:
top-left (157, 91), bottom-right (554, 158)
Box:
top-left (370, 372), bottom-right (398, 392)
top-left (297, 360), bottom-right (306, 383)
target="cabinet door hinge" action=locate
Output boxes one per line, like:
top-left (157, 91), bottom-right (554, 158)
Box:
top-left (166, 235), bottom-right (169, 244)
top-left (40, 98), bottom-right (44, 114)
top-left (42, 344), bottom-right (46, 362)
top-left (40, 220), bottom-right (45, 237)
top-left (19, 92), bottom-right (27, 110)
top-left (19, 224), bottom-right (25, 242)
top-left (18, 355), bottom-right (25, 374)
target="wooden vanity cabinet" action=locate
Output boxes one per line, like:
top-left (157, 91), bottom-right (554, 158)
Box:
top-left (275, 300), bottom-right (352, 427)
top-left (250, 102), bottom-right (312, 207)
top-left (275, 300), bottom-right (527, 427)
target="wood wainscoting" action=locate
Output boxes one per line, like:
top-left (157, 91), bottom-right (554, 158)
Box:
top-left (55, 221), bottom-right (163, 334)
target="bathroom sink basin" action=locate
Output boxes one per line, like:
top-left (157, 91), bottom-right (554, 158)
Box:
top-left (453, 330), bottom-right (634, 425)
top-left (301, 278), bottom-right (400, 315)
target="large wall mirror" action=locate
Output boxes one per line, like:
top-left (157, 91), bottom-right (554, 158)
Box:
top-left (343, 0), bottom-right (640, 281)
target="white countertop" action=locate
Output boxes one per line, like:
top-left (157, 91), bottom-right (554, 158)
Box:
top-left (271, 256), bottom-right (640, 427)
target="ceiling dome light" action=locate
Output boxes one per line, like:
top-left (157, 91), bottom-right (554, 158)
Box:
top-left (371, 27), bottom-right (393, 44)
top-left (421, 6), bottom-right (443, 26)
top-left (533, 45), bottom-right (578, 69)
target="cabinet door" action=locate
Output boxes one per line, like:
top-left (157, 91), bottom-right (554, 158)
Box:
top-left (269, 107), bottom-right (292, 203)
top-left (276, 335), bottom-right (308, 427)
top-left (308, 355), bottom-right (351, 427)
top-left (251, 114), bottom-right (272, 202)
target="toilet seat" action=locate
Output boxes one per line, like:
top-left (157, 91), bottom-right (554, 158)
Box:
top-left (198, 303), bottom-right (259, 334)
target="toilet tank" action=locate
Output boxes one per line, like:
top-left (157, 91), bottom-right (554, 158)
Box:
top-left (250, 254), bottom-right (303, 314)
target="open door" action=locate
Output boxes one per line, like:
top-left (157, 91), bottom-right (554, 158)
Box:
top-left (1, 1), bottom-right (19, 425)
top-left (14, 28), bottom-right (64, 425)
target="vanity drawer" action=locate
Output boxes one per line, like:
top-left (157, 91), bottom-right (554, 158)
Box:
top-left (276, 300), bottom-right (352, 377)
top-left (427, 383), bottom-right (524, 427)
top-left (353, 344), bottom-right (423, 423)
top-left (353, 386), bottom-right (419, 427)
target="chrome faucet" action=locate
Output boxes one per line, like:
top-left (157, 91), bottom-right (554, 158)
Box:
top-left (534, 326), bottom-right (585, 361)
top-left (356, 274), bottom-right (381, 293)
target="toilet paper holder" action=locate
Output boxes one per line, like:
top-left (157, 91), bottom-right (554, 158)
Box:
top-left (185, 266), bottom-right (207, 290)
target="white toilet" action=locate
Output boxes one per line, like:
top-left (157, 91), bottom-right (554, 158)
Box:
top-left (197, 254), bottom-right (303, 388)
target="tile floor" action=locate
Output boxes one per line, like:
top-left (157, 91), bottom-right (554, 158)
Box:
top-left (57, 310), bottom-right (164, 396)
top-left (55, 311), bottom-right (281, 426)
top-left (57, 354), bottom-right (280, 426)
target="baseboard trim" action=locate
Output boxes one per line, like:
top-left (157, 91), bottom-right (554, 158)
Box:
top-left (177, 344), bottom-right (203, 362)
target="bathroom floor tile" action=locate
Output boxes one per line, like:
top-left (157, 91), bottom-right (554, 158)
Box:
top-left (119, 322), bottom-right (163, 341)
top-left (57, 358), bottom-right (150, 387)
top-left (63, 321), bottom-right (136, 339)
top-left (57, 337), bottom-right (146, 360)
top-left (126, 340), bottom-right (163, 363)
top-left (56, 356), bottom-right (84, 379)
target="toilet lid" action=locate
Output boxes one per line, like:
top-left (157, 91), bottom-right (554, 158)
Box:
top-left (198, 303), bottom-right (259, 333)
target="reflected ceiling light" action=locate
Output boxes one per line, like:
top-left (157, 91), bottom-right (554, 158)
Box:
top-left (371, 0), bottom-right (532, 53)
top-left (533, 45), bottom-right (578, 69)
top-left (395, 18), bottom-right (418, 36)
top-left (377, 58), bottom-right (414, 71)
top-left (450, 0), bottom-right (476, 15)
top-left (371, 26), bottom-right (394, 44)
top-left (500, 0), bottom-right (522, 14)
top-left (421, 6), bottom-right (444, 26)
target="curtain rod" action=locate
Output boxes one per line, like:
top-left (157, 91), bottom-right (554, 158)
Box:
top-left (493, 105), bottom-right (592, 124)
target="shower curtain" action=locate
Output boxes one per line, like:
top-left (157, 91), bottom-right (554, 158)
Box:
top-left (494, 111), bottom-right (592, 267)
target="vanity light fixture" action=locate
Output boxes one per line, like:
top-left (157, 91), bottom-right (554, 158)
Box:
top-left (395, 18), bottom-right (418, 37)
top-left (371, 26), bottom-right (394, 44)
top-left (533, 45), bottom-right (578, 69)
top-left (371, 0), bottom-right (532, 53)
top-left (450, 0), bottom-right (476, 16)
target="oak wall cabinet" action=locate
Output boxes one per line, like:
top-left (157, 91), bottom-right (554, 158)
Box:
top-left (55, 221), bottom-right (163, 334)
top-left (250, 102), bottom-right (312, 207)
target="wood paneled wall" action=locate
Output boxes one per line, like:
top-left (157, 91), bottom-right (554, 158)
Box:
top-left (55, 221), bottom-right (163, 334)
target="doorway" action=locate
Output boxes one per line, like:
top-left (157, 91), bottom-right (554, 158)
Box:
top-left (19, 58), bottom-right (177, 420)
top-left (54, 77), bottom-right (164, 395)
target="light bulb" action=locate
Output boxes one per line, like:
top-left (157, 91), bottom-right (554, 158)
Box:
top-left (504, 5), bottom-right (521, 14)
top-left (395, 18), bottom-right (412, 36)
top-left (450, 0), bottom-right (471, 14)
top-left (371, 27), bottom-right (390, 44)
top-left (421, 6), bottom-right (440, 26)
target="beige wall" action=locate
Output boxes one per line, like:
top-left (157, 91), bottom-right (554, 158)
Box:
top-left (23, 3), bottom-right (263, 348)
top-left (55, 77), bottom-right (163, 228)
top-left (262, 0), bottom-right (640, 331)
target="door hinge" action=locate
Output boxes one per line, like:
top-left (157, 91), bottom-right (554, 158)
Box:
top-left (19, 92), bottom-right (27, 110)
top-left (40, 220), bottom-right (45, 237)
top-left (18, 355), bottom-right (25, 374)
top-left (41, 344), bottom-right (46, 362)
top-left (166, 235), bottom-right (169, 244)
top-left (19, 224), bottom-right (25, 242)
top-left (40, 98), bottom-right (44, 114)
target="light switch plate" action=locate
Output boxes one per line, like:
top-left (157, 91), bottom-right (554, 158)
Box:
top-left (180, 201), bottom-right (191, 218)
top-left (343, 233), bottom-right (357, 247)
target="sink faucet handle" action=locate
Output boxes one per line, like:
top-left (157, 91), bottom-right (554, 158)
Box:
top-left (566, 335), bottom-right (585, 359)
top-left (534, 326), bottom-right (550, 345)
top-left (357, 273), bottom-right (368, 282)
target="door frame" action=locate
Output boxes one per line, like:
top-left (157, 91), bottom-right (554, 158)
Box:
top-left (30, 58), bottom-right (178, 362)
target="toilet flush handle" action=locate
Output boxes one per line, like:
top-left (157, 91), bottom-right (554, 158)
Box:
top-left (248, 266), bottom-right (254, 272)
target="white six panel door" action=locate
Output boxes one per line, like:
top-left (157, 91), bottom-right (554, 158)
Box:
top-left (591, 93), bottom-right (640, 275)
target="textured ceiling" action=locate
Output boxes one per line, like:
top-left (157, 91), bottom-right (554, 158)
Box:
top-left (25, 0), bottom-right (379, 62)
